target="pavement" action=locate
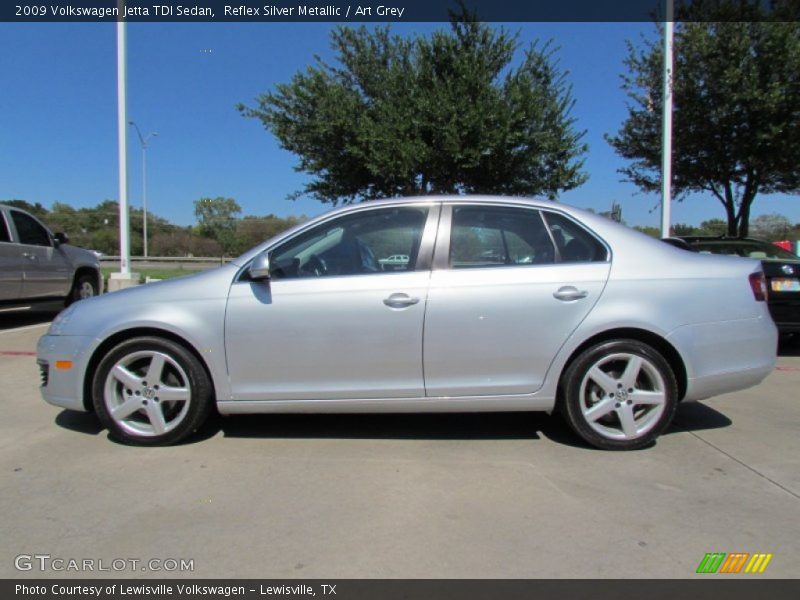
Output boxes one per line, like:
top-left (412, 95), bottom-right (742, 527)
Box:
top-left (1, 313), bottom-right (798, 579)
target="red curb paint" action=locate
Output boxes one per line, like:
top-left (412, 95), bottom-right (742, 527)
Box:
top-left (775, 366), bottom-right (800, 372)
top-left (0, 351), bottom-right (36, 356)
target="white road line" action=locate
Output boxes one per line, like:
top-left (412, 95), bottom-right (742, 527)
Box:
top-left (0, 322), bottom-right (51, 335)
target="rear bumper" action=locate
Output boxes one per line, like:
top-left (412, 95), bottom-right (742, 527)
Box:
top-left (667, 315), bottom-right (777, 401)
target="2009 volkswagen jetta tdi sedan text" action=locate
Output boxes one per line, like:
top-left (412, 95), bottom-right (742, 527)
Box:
top-left (37, 197), bottom-right (777, 450)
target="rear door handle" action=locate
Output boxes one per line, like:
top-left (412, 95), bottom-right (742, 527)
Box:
top-left (553, 286), bottom-right (588, 301)
top-left (22, 252), bottom-right (37, 260)
top-left (383, 293), bottom-right (420, 309)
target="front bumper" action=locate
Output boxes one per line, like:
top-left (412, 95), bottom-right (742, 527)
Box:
top-left (37, 334), bottom-right (96, 412)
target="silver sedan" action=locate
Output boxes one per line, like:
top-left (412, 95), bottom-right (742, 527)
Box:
top-left (37, 196), bottom-right (777, 450)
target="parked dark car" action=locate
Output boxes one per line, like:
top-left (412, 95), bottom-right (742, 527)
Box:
top-left (664, 236), bottom-right (800, 335)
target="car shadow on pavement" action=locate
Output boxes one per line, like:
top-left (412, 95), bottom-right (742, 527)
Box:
top-left (55, 410), bottom-right (104, 436)
top-left (668, 402), bottom-right (732, 434)
top-left (213, 411), bottom-right (546, 443)
top-left (56, 402), bottom-right (734, 449)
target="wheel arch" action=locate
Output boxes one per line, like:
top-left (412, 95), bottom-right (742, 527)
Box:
top-left (556, 328), bottom-right (688, 404)
top-left (82, 327), bottom-right (215, 411)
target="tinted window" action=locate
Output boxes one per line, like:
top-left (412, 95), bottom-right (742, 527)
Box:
top-left (0, 213), bottom-right (10, 243)
top-left (449, 206), bottom-right (555, 268)
top-left (543, 211), bottom-right (607, 263)
top-left (269, 207), bottom-right (429, 280)
top-left (11, 211), bottom-right (51, 247)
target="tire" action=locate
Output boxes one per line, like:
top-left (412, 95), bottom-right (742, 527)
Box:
top-left (560, 339), bottom-right (678, 450)
top-left (69, 272), bottom-right (99, 305)
top-left (92, 336), bottom-right (214, 446)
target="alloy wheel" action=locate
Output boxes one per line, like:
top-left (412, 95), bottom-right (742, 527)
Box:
top-left (103, 350), bottom-right (192, 437)
top-left (577, 352), bottom-right (667, 441)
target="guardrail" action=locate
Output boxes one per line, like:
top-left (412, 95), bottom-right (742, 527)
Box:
top-left (99, 256), bottom-right (234, 264)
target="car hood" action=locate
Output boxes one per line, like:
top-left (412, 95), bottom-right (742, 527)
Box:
top-left (60, 244), bottom-right (100, 265)
top-left (49, 263), bottom-right (239, 336)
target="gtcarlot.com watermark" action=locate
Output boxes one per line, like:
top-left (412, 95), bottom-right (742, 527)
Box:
top-left (14, 554), bottom-right (194, 573)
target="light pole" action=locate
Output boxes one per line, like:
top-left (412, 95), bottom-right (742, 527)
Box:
top-left (661, 0), bottom-right (675, 238)
top-left (128, 121), bottom-right (158, 257)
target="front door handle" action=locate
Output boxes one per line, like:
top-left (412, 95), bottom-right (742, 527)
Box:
top-left (383, 293), bottom-right (420, 309)
top-left (553, 286), bottom-right (589, 301)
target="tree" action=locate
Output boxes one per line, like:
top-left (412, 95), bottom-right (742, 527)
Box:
top-left (230, 214), bottom-right (306, 255)
top-left (698, 218), bottom-right (729, 236)
top-left (607, 1), bottom-right (800, 237)
top-left (239, 10), bottom-right (587, 205)
top-left (193, 197), bottom-right (242, 254)
top-left (749, 213), bottom-right (792, 241)
top-left (2, 199), bottom-right (48, 219)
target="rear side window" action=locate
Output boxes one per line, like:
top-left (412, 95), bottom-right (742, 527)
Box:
top-left (10, 211), bottom-right (51, 247)
top-left (0, 213), bottom-right (10, 243)
top-left (449, 205), bottom-right (555, 268)
top-left (542, 211), bottom-right (607, 263)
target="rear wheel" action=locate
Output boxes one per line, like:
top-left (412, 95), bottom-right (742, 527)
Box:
top-left (560, 339), bottom-right (678, 450)
top-left (92, 336), bottom-right (214, 445)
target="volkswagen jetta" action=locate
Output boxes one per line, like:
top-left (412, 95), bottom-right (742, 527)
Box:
top-left (37, 197), bottom-right (777, 450)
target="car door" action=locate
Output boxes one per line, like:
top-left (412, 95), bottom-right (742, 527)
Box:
top-left (225, 203), bottom-right (439, 401)
top-left (8, 209), bottom-right (72, 299)
top-left (423, 203), bottom-right (611, 397)
top-left (0, 209), bottom-right (23, 301)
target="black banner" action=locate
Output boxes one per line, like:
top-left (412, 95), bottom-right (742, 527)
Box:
top-left (3, 0), bottom-right (799, 23)
top-left (6, 580), bottom-right (800, 600)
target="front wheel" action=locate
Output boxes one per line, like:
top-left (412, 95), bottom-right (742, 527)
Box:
top-left (92, 337), bottom-right (214, 445)
top-left (560, 339), bottom-right (678, 450)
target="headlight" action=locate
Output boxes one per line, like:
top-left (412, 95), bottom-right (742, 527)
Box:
top-left (48, 304), bottom-right (77, 336)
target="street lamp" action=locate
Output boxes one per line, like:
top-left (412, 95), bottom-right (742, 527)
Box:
top-left (128, 121), bottom-right (158, 258)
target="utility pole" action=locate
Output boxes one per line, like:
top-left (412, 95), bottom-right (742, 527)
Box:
top-left (660, 0), bottom-right (674, 238)
top-left (109, 2), bottom-right (139, 291)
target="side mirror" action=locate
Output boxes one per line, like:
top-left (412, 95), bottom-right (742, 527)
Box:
top-left (53, 232), bottom-right (69, 246)
top-left (248, 252), bottom-right (271, 281)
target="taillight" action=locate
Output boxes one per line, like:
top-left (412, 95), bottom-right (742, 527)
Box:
top-left (749, 272), bottom-right (768, 302)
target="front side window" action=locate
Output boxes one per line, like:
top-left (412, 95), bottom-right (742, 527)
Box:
top-left (542, 211), bottom-right (607, 263)
top-left (11, 211), bottom-right (51, 247)
top-left (449, 205), bottom-right (555, 268)
top-left (269, 207), bottom-right (429, 280)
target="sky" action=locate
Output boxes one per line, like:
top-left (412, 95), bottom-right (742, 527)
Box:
top-left (1, 20), bottom-right (798, 229)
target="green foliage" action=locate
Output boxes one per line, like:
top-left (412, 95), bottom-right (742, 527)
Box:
top-left (749, 213), bottom-right (793, 241)
top-left (633, 225), bottom-right (661, 238)
top-left (3, 199), bottom-right (48, 219)
top-left (193, 197), bottom-right (242, 254)
top-left (229, 214), bottom-right (307, 255)
top-left (239, 10), bottom-right (587, 205)
top-left (698, 218), bottom-right (730, 237)
top-left (607, 1), bottom-right (800, 237)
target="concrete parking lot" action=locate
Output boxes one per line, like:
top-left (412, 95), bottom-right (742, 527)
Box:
top-left (1, 313), bottom-right (799, 579)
